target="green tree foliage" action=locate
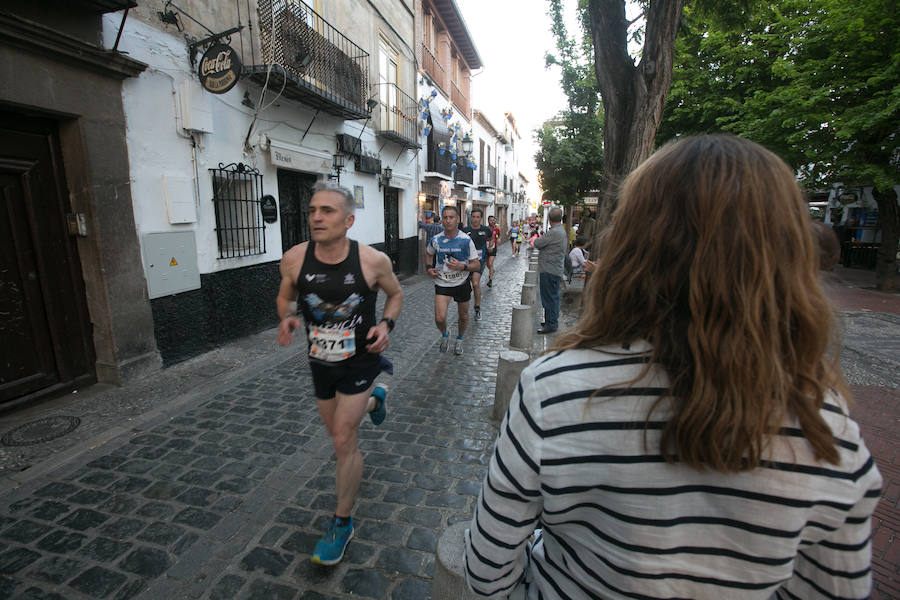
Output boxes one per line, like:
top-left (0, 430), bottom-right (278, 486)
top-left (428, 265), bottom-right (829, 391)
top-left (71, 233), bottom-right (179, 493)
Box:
top-left (659, 0), bottom-right (900, 289)
top-left (534, 0), bottom-right (603, 207)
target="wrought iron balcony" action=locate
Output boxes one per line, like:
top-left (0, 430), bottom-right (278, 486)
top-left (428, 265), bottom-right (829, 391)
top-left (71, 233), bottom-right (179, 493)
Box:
top-left (479, 166), bottom-right (496, 189)
top-left (250, 0), bottom-right (369, 120)
top-left (372, 83), bottom-right (420, 149)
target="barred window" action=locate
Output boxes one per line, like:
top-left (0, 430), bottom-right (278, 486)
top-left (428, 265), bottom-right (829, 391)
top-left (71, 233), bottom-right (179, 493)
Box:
top-left (211, 162), bottom-right (266, 258)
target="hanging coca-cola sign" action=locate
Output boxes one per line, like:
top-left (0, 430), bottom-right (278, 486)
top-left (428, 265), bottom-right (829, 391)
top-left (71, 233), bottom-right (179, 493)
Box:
top-left (198, 43), bottom-right (241, 94)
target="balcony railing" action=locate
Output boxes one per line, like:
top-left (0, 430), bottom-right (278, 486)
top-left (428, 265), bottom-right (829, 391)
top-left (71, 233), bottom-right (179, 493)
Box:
top-left (426, 127), bottom-right (453, 177)
top-left (455, 156), bottom-right (474, 185)
top-left (450, 80), bottom-right (469, 119)
top-left (421, 43), bottom-right (445, 89)
top-left (372, 83), bottom-right (420, 149)
top-left (479, 166), bottom-right (496, 188)
top-left (250, 0), bottom-right (369, 120)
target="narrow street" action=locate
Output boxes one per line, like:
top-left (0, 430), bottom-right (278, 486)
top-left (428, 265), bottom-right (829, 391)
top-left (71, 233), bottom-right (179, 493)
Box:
top-left (0, 248), bottom-right (897, 600)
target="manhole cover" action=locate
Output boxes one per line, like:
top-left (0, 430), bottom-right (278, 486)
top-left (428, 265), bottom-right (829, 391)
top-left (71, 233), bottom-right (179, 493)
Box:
top-left (2, 416), bottom-right (81, 446)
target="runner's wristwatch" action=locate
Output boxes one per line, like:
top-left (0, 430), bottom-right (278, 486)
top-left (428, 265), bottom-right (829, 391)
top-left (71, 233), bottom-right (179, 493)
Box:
top-left (380, 317), bottom-right (395, 331)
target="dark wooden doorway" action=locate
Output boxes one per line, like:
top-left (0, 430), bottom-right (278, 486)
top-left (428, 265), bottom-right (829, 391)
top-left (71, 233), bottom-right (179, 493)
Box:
top-left (383, 187), bottom-right (400, 273)
top-left (277, 170), bottom-right (317, 252)
top-left (0, 111), bottom-right (95, 405)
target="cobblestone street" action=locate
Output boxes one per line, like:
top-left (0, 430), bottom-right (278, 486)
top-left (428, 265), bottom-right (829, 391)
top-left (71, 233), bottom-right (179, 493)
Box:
top-left (0, 250), bottom-right (897, 600)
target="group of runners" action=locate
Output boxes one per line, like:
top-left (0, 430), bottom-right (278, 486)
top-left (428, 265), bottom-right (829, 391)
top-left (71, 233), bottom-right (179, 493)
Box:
top-left (275, 183), bottom-right (506, 564)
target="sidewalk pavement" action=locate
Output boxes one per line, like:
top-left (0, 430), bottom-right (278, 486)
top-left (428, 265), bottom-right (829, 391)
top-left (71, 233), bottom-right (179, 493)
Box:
top-left (0, 255), bottom-right (896, 599)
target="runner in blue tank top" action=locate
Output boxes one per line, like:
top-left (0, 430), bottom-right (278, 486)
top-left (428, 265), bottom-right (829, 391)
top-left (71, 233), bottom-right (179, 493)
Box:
top-left (276, 182), bottom-right (403, 566)
top-left (426, 205), bottom-right (480, 356)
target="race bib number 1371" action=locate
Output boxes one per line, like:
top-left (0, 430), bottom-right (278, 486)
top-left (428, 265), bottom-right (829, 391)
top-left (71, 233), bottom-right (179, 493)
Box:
top-left (308, 328), bottom-right (356, 362)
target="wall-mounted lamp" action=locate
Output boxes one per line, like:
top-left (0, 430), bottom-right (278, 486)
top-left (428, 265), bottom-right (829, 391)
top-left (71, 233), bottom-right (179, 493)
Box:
top-left (329, 153), bottom-right (346, 184)
top-left (378, 166), bottom-right (392, 191)
top-left (416, 192), bottom-right (426, 206)
top-left (366, 98), bottom-right (378, 112)
top-left (461, 133), bottom-right (474, 154)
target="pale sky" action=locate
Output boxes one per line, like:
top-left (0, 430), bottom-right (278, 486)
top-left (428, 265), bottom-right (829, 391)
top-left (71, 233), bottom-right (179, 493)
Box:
top-left (454, 0), bottom-right (574, 205)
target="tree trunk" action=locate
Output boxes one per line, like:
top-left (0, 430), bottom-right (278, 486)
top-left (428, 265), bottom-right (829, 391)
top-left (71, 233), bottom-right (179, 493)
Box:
top-left (874, 187), bottom-right (899, 292)
top-left (588, 0), bottom-right (684, 228)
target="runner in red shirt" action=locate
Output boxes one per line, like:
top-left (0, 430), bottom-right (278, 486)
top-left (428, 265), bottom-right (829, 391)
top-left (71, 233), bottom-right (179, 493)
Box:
top-left (486, 215), bottom-right (501, 287)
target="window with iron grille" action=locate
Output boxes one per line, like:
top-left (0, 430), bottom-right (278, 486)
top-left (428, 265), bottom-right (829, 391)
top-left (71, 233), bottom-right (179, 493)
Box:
top-left (211, 162), bottom-right (266, 258)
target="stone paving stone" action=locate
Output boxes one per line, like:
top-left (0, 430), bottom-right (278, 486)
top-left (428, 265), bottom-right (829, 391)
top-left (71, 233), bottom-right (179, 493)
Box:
top-left (113, 578), bottom-right (147, 599)
top-left (118, 546), bottom-right (171, 578)
top-left (36, 529), bottom-right (87, 553)
top-left (107, 476), bottom-right (151, 494)
top-left (239, 546), bottom-right (294, 577)
top-left (98, 494), bottom-right (140, 515)
top-left (172, 507), bottom-right (221, 530)
top-left (405, 528), bottom-right (438, 553)
top-left (137, 521), bottom-right (185, 546)
top-left (31, 501), bottom-right (72, 522)
top-left (392, 577), bottom-right (432, 600)
top-left (2, 520), bottom-right (53, 542)
top-left (244, 578), bottom-right (297, 600)
top-left (0, 547), bottom-right (41, 574)
top-left (343, 568), bottom-right (390, 598)
top-left (68, 565), bottom-right (128, 598)
top-left (17, 587), bottom-right (69, 599)
top-left (135, 502), bottom-right (174, 520)
top-left (375, 547), bottom-right (427, 576)
top-left (28, 556), bottom-right (83, 584)
top-left (79, 537), bottom-right (132, 562)
top-left (209, 573), bottom-right (246, 599)
top-left (100, 518), bottom-right (145, 540)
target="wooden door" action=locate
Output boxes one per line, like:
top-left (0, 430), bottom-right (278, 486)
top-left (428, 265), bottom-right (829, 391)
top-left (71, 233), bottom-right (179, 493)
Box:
top-left (0, 112), bottom-right (95, 404)
top-left (383, 187), bottom-right (400, 272)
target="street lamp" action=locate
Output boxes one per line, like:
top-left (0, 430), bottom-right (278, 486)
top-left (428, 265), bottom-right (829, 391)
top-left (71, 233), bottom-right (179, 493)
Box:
top-left (461, 133), bottom-right (474, 155)
top-left (328, 153), bottom-right (347, 184)
top-left (378, 166), bottom-right (392, 190)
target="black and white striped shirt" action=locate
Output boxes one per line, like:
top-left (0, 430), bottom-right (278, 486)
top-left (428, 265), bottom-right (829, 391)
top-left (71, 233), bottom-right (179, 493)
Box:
top-left (465, 343), bottom-right (882, 600)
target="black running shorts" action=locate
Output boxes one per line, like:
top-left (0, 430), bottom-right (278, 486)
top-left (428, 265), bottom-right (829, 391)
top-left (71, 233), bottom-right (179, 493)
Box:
top-left (309, 358), bottom-right (383, 400)
top-left (435, 279), bottom-right (472, 303)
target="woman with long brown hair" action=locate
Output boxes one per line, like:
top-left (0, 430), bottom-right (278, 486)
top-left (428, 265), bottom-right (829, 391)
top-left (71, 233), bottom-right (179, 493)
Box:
top-left (466, 135), bottom-right (882, 599)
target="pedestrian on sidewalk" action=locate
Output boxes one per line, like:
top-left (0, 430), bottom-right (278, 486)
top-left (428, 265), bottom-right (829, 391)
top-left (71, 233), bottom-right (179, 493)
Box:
top-left (534, 206), bottom-right (567, 334)
top-left (465, 134), bottom-right (882, 600)
top-left (426, 205), bottom-right (480, 355)
top-left (485, 214), bottom-right (501, 287)
top-left (462, 208), bottom-right (492, 321)
top-left (276, 182), bottom-right (403, 566)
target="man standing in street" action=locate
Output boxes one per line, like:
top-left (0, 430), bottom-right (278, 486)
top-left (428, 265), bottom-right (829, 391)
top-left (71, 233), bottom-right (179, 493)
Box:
top-left (485, 215), bottom-right (501, 287)
top-left (534, 206), bottom-right (567, 334)
top-left (462, 208), bottom-right (492, 321)
top-left (276, 182), bottom-right (403, 565)
top-left (426, 205), bottom-right (480, 355)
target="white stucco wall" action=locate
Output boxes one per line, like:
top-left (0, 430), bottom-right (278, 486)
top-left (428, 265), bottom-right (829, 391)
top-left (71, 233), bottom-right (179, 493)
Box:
top-left (103, 9), bottom-right (420, 287)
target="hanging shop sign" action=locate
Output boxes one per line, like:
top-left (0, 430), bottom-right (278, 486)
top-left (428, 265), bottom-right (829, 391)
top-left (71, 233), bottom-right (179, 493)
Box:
top-left (199, 43), bottom-right (242, 94)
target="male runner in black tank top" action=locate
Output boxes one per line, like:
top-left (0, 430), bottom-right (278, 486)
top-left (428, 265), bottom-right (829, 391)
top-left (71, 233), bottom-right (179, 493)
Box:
top-left (276, 183), bottom-right (403, 566)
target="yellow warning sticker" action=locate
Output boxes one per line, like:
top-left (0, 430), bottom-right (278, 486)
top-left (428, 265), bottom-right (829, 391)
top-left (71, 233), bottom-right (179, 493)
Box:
top-left (169, 257), bottom-right (178, 266)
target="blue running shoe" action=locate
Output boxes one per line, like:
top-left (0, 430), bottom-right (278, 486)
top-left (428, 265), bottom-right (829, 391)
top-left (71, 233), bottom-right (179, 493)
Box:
top-left (311, 517), bottom-right (354, 565)
top-left (369, 384), bottom-right (388, 426)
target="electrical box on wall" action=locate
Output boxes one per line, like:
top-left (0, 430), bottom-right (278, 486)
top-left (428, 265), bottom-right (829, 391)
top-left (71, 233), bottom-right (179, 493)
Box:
top-left (162, 175), bottom-right (197, 223)
top-left (142, 232), bottom-right (201, 298)
top-left (177, 80), bottom-right (214, 133)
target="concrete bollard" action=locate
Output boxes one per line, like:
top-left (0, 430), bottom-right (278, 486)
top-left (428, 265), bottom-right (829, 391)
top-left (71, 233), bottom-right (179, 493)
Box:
top-left (510, 304), bottom-right (535, 350)
top-left (520, 283), bottom-right (537, 306)
top-left (524, 270), bottom-right (538, 285)
top-left (493, 349), bottom-right (530, 422)
top-left (432, 522), bottom-right (479, 600)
